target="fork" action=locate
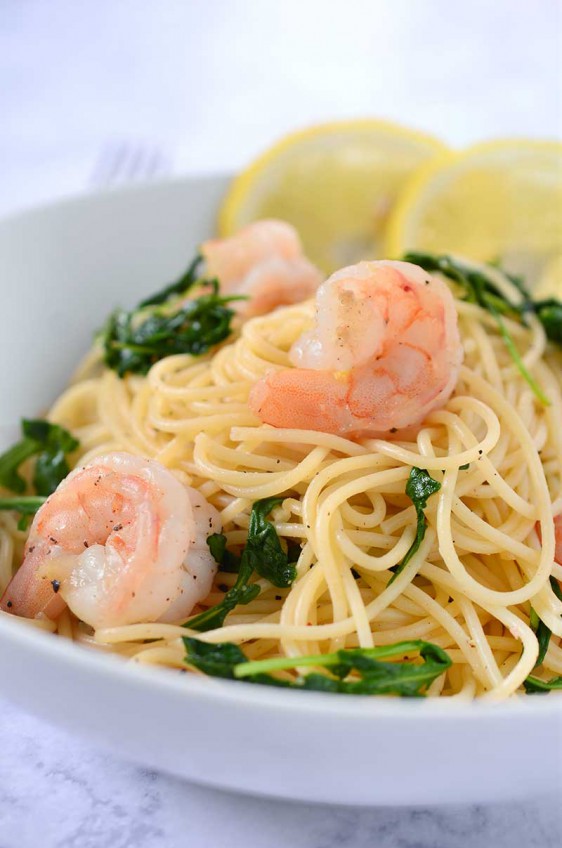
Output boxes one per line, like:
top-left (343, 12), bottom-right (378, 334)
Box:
top-left (89, 140), bottom-right (171, 188)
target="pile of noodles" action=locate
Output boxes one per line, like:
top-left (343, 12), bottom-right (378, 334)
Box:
top-left (1, 259), bottom-right (561, 700)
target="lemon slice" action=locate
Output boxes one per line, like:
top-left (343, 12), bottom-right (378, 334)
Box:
top-left (386, 139), bottom-right (562, 286)
top-left (533, 254), bottom-right (562, 300)
top-left (219, 120), bottom-right (447, 273)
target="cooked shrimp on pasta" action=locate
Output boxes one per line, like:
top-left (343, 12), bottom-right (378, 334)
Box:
top-left (1, 223), bottom-right (561, 700)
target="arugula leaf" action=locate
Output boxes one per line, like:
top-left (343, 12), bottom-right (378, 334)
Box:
top-left (524, 675), bottom-right (562, 694)
top-left (0, 420), bottom-right (78, 497)
top-left (534, 299), bottom-right (562, 345)
top-left (389, 468), bottom-right (441, 584)
top-left (206, 533), bottom-right (241, 573)
top-left (186, 498), bottom-right (298, 632)
top-left (138, 254), bottom-right (203, 308)
top-left (102, 279), bottom-right (243, 377)
top-left (243, 497), bottom-right (297, 587)
top-left (403, 252), bottom-right (556, 404)
top-left (0, 495), bottom-right (47, 530)
top-left (183, 638), bottom-right (452, 697)
top-left (0, 496), bottom-right (47, 515)
top-left (186, 569), bottom-right (260, 633)
top-left (530, 607), bottom-right (552, 668)
top-left (0, 440), bottom-right (37, 494)
top-left (404, 252), bottom-right (529, 317)
top-left (528, 577), bottom-right (562, 669)
top-left (183, 637), bottom-right (247, 678)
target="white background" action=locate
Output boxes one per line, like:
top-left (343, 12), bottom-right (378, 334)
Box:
top-left (0, 2), bottom-right (561, 846)
top-left (1, 0), bottom-right (561, 214)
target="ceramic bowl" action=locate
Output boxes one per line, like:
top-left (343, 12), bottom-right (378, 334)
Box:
top-left (0, 178), bottom-right (560, 805)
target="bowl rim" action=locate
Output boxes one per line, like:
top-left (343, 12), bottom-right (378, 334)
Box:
top-left (1, 612), bottom-right (561, 721)
top-left (0, 177), bottom-right (560, 723)
top-left (0, 170), bottom-right (226, 229)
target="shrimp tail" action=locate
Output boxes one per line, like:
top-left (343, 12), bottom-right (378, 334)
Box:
top-left (0, 542), bottom-right (67, 620)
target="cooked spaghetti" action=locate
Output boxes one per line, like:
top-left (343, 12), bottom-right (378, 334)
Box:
top-left (1, 240), bottom-right (561, 700)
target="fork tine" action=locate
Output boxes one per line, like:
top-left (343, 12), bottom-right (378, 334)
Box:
top-left (90, 142), bottom-right (171, 188)
top-left (105, 142), bottom-right (133, 186)
top-left (90, 141), bottom-right (127, 188)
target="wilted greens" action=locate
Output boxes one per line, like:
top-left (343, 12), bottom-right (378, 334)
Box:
top-left (0, 419), bottom-right (78, 526)
top-left (403, 252), bottom-right (562, 404)
top-left (388, 467), bottom-right (441, 584)
top-left (183, 637), bottom-right (452, 696)
top-left (185, 497), bottom-right (298, 632)
top-left (102, 255), bottom-right (244, 377)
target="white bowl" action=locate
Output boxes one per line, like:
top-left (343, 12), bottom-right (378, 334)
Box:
top-left (0, 177), bottom-right (560, 806)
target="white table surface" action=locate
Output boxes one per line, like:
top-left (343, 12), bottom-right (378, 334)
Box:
top-left (1, 2), bottom-right (561, 846)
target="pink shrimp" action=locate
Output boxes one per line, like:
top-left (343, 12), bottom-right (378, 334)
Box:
top-left (0, 452), bottom-right (221, 629)
top-left (249, 260), bottom-right (463, 438)
top-left (201, 219), bottom-right (323, 318)
top-left (555, 515), bottom-right (562, 564)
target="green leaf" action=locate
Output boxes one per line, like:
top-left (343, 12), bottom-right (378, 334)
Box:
top-left (406, 466), bottom-right (442, 507)
top-left (138, 254), bottom-right (203, 308)
top-left (527, 577), bottom-right (562, 671)
top-left (186, 529), bottom-right (261, 632)
top-left (185, 498), bottom-right (298, 632)
top-left (206, 533), bottom-right (241, 573)
top-left (550, 576), bottom-right (562, 602)
top-left (236, 641), bottom-right (451, 697)
top-left (102, 275), bottom-right (244, 378)
top-left (530, 607), bottom-right (552, 668)
top-left (0, 420), bottom-right (78, 497)
top-left (183, 637), bottom-right (452, 697)
top-left (244, 497), bottom-right (297, 588)
top-left (493, 311), bottom-right (550, 406)
top-left (0, 439), bottom-right (38, 494)
top-left (388, 468), bottom-right (441, 584)
top-left (186, 582), bottom-right (261, 633)
top-left (524, 675), bottom-right (562, 694)
top-left (535, 300), bottom-right (562, 345)
top-left (403, 252), bottom-right (557, 403)
top-left (0, 496), bottom-right (47, 516)
top-left (183, 637), bottom-right (248, 678)
top-left (25, 421), bottom-right (79, 497)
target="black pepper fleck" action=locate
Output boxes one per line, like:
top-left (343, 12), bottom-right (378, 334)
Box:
top-left (51, 580), bottom-right (61, 593)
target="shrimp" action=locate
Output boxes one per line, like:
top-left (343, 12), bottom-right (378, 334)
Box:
top-left (555, 514), bottom-right (562, 564)
top-left (0, 452), bottom-right (221, 629)
top-left (201, 219), bottom-right (323, 318)
top-left (249, 260), bottom-right (463, 438)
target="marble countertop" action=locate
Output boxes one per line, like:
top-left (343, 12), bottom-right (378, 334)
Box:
top-left (0, 2), bottom-right (561, 845)
top-left (0, 699), bottom-right (559, 848)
